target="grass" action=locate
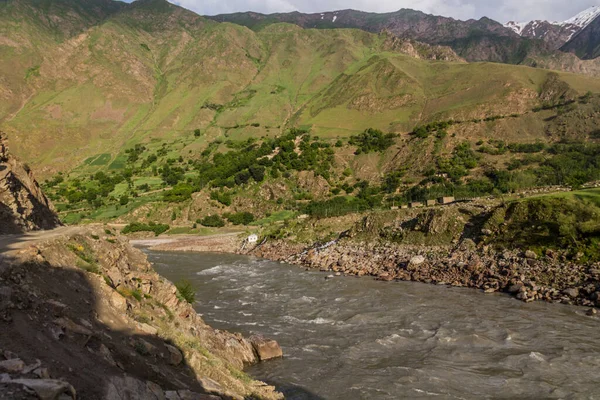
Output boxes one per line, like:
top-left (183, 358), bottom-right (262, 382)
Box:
top-left (119, 287), bottom-right (144, 301)
top-left (87, 153), bottom-right (112, 166)
top-left (535, 188), bottom-right (600, 206)
top-left (252, 210), bottom-right (297, 226)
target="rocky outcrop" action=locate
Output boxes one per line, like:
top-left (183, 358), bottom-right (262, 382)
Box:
top-left (0, 132), bottom-right (61, 234)
top-left (0, 229), bottom-right (283, 399)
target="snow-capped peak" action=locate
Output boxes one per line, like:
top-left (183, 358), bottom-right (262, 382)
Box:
top-left (505, 20), bottom-right (527, 35)
top-left (559, 6), bottom-right (600, 28)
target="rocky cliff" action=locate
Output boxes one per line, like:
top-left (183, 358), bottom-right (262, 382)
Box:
top-left (0, 132), bottom-right (61, 234)
top-left (0, 228), bottom-right (283, 399)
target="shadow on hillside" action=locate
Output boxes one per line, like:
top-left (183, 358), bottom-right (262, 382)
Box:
top-left (0, 203), bottom-right (24, 235)
top-left (0, 252), bottom-right (262, 399)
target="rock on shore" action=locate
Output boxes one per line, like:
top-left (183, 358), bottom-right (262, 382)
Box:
top-left (251, 239), bottom-right (600, 309)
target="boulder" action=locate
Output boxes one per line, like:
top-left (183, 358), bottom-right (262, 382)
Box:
top-left (105, 376), bottom-right (163, 400)
top-left (9, 379), bottom-right (76, 400)
top-left (563, 288), bottom-right (579, 298)
top-left (249, 335), bottom-right (283, 361)
top-left (165, 392), bottom-right (182, 400)
top-left (0, 358), bottom-right (24, 373)
top-left (53, 317), bottom-right (92, 336)
top-left (409, 255), bottom-right (426, 266)
top-left (108, 289), bottom-right (127, 312)
top-left (524, 250), bottom-right (538, 260)
top-left (507, 283), bottom-right (523, 294)
top-left (165, 344), bottom-right (183, 366)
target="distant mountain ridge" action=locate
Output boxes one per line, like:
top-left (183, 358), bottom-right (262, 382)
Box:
top-left (209, 5), bottom-right (600, 63)
top-left (505, 6), bottom-right (600, 49)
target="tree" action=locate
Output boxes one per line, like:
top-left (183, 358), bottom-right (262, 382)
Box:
top-left (119, 195), bottom-right (129, 206)
top-left (249, 164), bottom-right (266, 182)
top-left (234, 170), bottom-right (251, 186)
top-left (198, 215), bottom-right (225, 227)
top-left (194, 129), bottom-right (201, 137)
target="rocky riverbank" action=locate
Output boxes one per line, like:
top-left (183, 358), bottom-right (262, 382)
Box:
top-left (0, 228), bottom-right (283, 399)
top-left (251, 239), bottom-right (600, 311)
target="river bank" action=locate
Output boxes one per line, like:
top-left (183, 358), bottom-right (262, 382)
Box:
top-left (0, 227), bottom-right (283, 399)
top-left (134, 229), bottom-right (600, 312)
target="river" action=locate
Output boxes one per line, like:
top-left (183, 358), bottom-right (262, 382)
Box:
top-left (146, 250), bottom-right (600, 400)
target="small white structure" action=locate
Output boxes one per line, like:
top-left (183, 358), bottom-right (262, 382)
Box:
top-left (247, 234), bottom-right (259, 244)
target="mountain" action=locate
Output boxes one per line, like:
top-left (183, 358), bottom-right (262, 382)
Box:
top-left (0, 131), bottom-right (61, 233)
top-left (505, 6), bottom-right (600, 49)
top-left (562, 9), bottom-right (600, 59)
top-left (208, 7), bottom-right (600, 70)
top-left (208, 9), bottom-right (530, 63)
top-left (0, 0), bottom-right (600, 227)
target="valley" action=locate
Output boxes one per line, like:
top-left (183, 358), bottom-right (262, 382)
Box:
top-left (2, 0), bottom-right (600, 399)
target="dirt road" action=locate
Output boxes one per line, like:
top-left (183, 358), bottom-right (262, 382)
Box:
top-left (0, 226), bottom-right (85, 254)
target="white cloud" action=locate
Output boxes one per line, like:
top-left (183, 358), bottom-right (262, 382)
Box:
top-left (161, 0), bottom-right (600, 23)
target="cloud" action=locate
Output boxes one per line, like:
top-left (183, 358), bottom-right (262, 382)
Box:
top-left (160, 0), bottom-right (600, 23)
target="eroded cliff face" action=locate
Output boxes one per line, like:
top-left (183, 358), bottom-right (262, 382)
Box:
top-left (0, 132), bottom-right (61, 234)
top-left (0, 228), bottom-right (283, 399)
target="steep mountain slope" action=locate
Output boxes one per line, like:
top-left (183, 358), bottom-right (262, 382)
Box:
top-left (0, 0), bottom-right (126, 117)
top-left (562, 12), bottom-right (600, 59)
top-left (0, 131), bottom-right (61, 233)
top-left (2, 0), bottom-right (600, 176)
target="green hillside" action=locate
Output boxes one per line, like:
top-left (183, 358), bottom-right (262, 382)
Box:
top-left (2, 0), bottom-right (600, 227)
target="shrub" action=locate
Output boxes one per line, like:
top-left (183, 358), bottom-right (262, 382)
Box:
top-left (210, 191), bottom-right (232, 206)
top-left (175, 280), bottom-right (195, 304)
top-left (507, 142), bottom-right (546, 153)
top-left (198, 215), bottom-right (225, 227)
top-left (234, 170), bottom-right (251, 185)
top-left (304, 196), bottom-right (371, 218)
top-left (163, 183), bottom-right (195, 202)
top-left (224, 212), bottom-right (255, 225)
top-left (122, 222), bottom-right (170, 236)
top-left (249, 164), bottom-right (266, 182)
top-left (348, 128), bottom-right (397, 154)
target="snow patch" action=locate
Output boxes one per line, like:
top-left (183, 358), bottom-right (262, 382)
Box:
top-left (504, 21), bottom-right (527, 35)
top-left (560, 6), bottom-right (600, 28)
top-left (332, 15), bottom-right (337, 23)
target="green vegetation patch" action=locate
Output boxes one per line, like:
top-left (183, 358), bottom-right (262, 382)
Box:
top-left (122, 222), bottom-right (170, 236)
top-left (88, 153), bottom-right (112, 166)
top-left (485, 191), bottom-right (600, 261)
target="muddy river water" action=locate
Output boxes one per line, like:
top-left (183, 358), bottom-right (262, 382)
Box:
top-left (146, 250), bottom-right (600, 400)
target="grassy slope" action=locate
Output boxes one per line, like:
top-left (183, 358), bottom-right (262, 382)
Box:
top-left (2, 0), bottom-right (600, 192)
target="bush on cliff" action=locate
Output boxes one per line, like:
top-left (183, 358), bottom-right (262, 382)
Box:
top-left (175, 279), bottom-right (196, 304)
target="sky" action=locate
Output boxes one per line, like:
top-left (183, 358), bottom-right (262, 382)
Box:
top-left (127, 0), bottom-right (600, 23)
